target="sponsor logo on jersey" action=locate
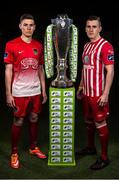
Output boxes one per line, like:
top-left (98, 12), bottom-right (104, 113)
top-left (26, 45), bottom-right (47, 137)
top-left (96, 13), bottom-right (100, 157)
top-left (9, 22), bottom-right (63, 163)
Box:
top-left (83, 64), bottom-right (94, 69)
top-left (108, 54), bottom-right (114, 61)
top-left (21, 58), bottom-right (38, 69)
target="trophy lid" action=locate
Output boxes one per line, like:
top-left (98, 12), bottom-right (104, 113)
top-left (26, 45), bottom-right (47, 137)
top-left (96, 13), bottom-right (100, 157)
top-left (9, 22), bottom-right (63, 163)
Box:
top-left (51, 14), bottom-right (73, 27)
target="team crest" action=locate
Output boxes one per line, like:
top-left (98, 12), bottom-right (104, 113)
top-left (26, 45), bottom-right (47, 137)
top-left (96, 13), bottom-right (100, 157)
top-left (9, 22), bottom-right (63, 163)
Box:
top-left (33, 48), bottom-right (38, 55)
top-left (84, 55), bottom-right (89, 64)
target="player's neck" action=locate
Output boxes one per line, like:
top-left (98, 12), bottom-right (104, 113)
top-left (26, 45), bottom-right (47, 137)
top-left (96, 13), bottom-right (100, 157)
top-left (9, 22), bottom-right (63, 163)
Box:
top-left (90, 35), bottom-right (101, 43)
top-left (21, 35), bottom-right (32, 43)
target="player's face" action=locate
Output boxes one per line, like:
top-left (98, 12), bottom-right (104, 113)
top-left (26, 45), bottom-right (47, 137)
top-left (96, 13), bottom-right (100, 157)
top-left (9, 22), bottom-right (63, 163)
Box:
top-left (19, 19), bottom-right (36, 38)
top-left (85, 20), bottom-right (102, 42)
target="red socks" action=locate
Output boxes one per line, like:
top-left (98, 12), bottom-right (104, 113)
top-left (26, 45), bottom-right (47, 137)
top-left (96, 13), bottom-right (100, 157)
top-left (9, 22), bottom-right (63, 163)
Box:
top-left (11, 121), bottom-right (38, 153)
top-left (97, 125), bottom-right (109, 160)
top-left (11, 124), bottom-right (22, 154)
top-left (86, 122), bottom-right (96, 149)
top-left (29, 122), bottom-right (38, 150)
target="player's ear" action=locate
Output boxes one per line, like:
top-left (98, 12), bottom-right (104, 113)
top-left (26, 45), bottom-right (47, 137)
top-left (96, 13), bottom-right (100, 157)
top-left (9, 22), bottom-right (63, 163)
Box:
top-left (99, 26), bottom-right (102, 32)
top-left (19, 23), bottom-right (22, 30)
top-left (34, 24), bottom-right (36, 31)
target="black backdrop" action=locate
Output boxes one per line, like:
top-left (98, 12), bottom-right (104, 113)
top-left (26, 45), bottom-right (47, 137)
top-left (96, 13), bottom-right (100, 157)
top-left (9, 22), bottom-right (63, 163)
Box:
top-left (0, 2), bottom-right (118, 108)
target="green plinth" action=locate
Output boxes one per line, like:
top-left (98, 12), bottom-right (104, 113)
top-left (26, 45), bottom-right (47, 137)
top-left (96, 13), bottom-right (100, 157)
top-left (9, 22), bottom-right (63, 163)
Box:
top-left (48, 87), bottom-right (76, 166)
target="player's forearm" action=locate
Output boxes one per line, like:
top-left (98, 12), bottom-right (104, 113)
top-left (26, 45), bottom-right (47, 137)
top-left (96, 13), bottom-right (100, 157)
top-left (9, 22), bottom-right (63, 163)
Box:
top-left (40, 79), bottom-right (46, 95)
top-left (78, 70), bottom-right (84, 89)
top-left (5, 66), bottom-right (13, 96)
top-left (103, 66), bottom-right (114, 96)
top-left (39, 66), bottom-right (46, 94)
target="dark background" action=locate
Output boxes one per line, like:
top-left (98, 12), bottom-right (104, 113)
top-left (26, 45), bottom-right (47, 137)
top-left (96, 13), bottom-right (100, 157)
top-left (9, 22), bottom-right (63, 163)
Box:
top-left (0, 1), bottom-right (119, 62)
top-left (0, 1), bottom-right (119, 103)
top-left (0, 1), bottom-right (119, 179)
top-left (0, 1), bottom-right (119, 88)
top-left (0, 2), bottom-right (119, 39)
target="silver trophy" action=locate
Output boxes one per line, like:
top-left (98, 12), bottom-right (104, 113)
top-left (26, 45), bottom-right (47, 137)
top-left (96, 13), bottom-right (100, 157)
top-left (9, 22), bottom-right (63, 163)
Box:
top-left (44, 14), bottom-right (78, 88)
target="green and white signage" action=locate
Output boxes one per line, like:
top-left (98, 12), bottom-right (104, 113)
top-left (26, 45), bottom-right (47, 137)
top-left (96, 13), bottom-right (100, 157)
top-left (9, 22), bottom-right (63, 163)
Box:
top-left (48, 87), bottom-right (76, 166)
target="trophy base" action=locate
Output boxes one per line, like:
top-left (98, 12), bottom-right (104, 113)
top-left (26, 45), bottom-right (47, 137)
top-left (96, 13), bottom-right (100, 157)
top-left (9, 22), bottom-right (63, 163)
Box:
top-left (51, 80), bottom-right (73, 88)
top-left (48, 87), bottom-right (76, 166)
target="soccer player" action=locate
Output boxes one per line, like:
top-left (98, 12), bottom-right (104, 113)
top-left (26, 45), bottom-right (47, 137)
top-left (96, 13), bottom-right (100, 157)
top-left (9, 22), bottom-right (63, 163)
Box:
top-left (4, 14), bottom-right (47, 169)
top-left (77, 16), bottom-right (114, 170)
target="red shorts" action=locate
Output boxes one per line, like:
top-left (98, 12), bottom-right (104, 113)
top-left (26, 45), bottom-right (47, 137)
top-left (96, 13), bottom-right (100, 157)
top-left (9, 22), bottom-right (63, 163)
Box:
top-left (13, 95), bottom-right (42, 117)
top-left (82, 95), bottom-right (109, 122)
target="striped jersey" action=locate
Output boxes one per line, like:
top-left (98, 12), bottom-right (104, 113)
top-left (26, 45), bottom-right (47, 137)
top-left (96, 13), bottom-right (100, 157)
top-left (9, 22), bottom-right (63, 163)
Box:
top-left (82, 37), bottom-right (114, 97)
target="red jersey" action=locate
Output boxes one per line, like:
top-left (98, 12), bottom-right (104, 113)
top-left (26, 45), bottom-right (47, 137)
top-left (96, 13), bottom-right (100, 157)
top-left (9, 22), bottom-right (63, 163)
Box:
top-left (82, 37), bottom-right (114, 97)
top-left (4, 37), bottom-right (44, 97)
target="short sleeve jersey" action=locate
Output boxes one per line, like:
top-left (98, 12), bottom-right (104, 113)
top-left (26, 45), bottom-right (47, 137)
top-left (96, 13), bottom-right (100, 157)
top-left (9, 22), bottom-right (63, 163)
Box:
top-left (82, 37), bottom-right (114, 97)
top-left (4, 37), bottom-right (44, 97)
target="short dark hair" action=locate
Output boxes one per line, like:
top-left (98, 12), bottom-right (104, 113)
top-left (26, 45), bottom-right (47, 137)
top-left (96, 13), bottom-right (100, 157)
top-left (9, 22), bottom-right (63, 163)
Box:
top-left (20, 13), bottom-right (35, 23)
top-left (86, 15), bottom-right (101, 26)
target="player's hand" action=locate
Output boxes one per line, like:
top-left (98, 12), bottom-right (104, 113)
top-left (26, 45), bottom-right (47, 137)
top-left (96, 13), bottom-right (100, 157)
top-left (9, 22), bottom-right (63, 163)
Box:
top-left (6, 94), bottom-right (16, 108)
top-left (97, 94), bottom-right (108, 106)
top-left (42, 92), bottom-right (47, 104)
top-left (77, 87), bottom-right (83, 100)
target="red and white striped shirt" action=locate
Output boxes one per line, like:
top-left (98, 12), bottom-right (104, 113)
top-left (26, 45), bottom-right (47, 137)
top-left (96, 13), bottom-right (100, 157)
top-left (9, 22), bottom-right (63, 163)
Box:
top-left (82, 37), bottom-right (114, 97)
